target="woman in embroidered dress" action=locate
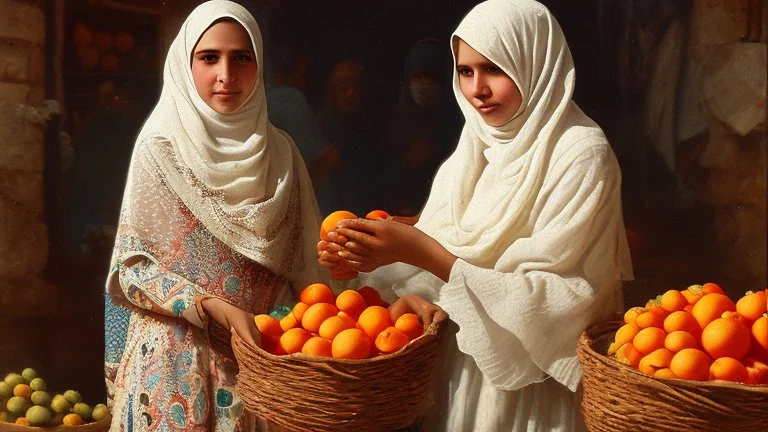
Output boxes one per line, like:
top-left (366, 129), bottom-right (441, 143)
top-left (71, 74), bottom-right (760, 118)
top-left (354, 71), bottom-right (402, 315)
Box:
top-left (104, 1), bottom-right (322, 430)
top-left (318, 0), bottom-right (634, 430)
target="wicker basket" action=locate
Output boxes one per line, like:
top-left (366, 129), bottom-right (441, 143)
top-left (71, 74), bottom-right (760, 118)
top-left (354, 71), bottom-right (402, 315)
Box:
top-left (231, 322), bottom-right (441, 432)
top-left (0, 415), bottom-right (112, 432)
top-left (577, 320), bottom-right (768, 432)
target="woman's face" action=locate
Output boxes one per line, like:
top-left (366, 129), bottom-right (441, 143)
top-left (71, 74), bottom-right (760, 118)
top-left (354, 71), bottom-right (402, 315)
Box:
top-left (191, 20), bottom-right (258, 114)
top-left (455, 39), bottom-right (522, 127)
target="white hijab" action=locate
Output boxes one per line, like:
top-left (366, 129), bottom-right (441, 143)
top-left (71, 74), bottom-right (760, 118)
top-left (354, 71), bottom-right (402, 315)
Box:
top-left (372, 0), bottom-right (632, 392)
top-left (130, 0), bottom-right (321, 285)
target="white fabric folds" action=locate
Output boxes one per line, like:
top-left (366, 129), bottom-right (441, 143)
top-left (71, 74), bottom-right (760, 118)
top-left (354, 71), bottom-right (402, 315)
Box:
top-left (362, 0), bottom-right (633, 430)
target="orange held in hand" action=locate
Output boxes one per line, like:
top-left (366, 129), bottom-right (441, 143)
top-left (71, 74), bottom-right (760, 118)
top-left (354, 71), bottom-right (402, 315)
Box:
top-left (365, 209), bottom-right (391, 220)
top-left (320, 210), bottom-right (357, 241)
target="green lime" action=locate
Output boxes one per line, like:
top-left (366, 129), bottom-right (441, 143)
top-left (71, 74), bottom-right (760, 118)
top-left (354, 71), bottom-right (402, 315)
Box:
top-left (6, 395), bottom-right (29, 415)
top-left (25, 405), bottom-right (53, 426)
top-left (92, 403), bottom-right (110, 421)
top-left (30, 390), bottom-right (52, 406)
top-left (50, 394), bottom-right (71, 413)
top-left (21, 368), bottom-right (37, 382)
top-left (63, 389), bottom-right (82, 405)
top-left (72, 402), bottom-right (93, 421)
top-left (29, 377), bottom-right (46, 391)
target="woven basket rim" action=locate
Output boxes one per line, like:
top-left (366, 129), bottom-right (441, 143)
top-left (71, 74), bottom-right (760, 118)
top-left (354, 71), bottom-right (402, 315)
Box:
top-left (579, 319), bottom-right (768, 392)
top-left (233, 320), bottom-right (441, 365)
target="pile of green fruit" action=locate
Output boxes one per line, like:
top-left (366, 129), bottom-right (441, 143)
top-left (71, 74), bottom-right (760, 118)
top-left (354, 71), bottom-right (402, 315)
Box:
top-left (0, 367), bottom-right (110, 426)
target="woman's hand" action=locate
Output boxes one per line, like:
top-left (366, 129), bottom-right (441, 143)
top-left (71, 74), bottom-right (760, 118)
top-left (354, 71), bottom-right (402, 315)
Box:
top-left (201, 297), bottom-right (261, 347)
top-left (388, 294), bottom-right (448, 326)
top-left (317, 239), bottom-right (345, 269)
top-left (331, 218), bottom-right (457, 281)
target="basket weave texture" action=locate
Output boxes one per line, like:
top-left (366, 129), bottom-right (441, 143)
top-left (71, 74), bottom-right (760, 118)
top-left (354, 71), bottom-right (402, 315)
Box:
top-left (577, 320), bottom-right (768, 432)
top-left (0, 415), bottom-right (112, 432)
top-left (232, 322), bottom-right (441, 432)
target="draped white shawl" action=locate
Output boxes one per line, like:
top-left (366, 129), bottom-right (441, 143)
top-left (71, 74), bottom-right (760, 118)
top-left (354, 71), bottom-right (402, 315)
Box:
top-left (365, 0), bottom-right (633, 395)
top-left (117, 0), bottom-right (321, 287)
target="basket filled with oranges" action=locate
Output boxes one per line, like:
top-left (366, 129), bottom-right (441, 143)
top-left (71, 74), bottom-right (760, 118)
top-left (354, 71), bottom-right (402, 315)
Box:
top-left (231, 282), bottom-right (442, 432)
top-left (577, 283), bottom-right (768, 432)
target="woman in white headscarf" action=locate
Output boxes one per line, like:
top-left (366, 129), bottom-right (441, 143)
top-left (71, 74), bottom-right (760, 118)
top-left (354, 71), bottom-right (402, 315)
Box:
top-left (104, 1), bottom-right (322, 430)
top-left (319, 0), bottom-right (633, 430)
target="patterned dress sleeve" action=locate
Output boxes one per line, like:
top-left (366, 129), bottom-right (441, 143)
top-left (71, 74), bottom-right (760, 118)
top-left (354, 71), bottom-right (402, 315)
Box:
top-left (116, 257), bottom-right (207, 328)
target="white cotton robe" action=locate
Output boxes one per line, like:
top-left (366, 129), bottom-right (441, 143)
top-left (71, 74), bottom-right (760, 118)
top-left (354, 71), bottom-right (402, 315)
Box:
top-left (361, 1), bottom-right (633, 431)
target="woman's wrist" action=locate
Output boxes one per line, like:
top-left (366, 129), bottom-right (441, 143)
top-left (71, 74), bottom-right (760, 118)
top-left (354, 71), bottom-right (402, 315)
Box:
top-left (415, 237), bottom-right (457, 282)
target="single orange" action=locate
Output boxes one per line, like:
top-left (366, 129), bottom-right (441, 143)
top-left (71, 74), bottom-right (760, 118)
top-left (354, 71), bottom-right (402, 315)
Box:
top-left (638, 348), bottom-right (674, 376)
top-left (299, 283), bottom-right (336, 305)
top-left (261, 335), bottom-right (286, 355)
top-left (332, 328), bottom-right (372, 359)
top-left (615, 342), bottom-right (643, 367)
top-left (13, 383), bottom-right (32, 398)
top-left (660, 290), bottom-right (689, 313)
top-left (337, 311), bottom-right (357, 327)
top-left (669, 348), bottom-right (712, 381)
top-left (751, 315), bottom-right (768, 354)
top-left (681, 284), bottom-right (704, 305)
top-left (614, 322), bottom-right (640, 347)
top-left (663, 311), bottom-right (701, 336)
top-left (301, 303), bottom-right (339, 334)
top-left (365, 209), bottom-right (391, 220)
top-left (279, 312), bottom-right (299, 332)
top-left (292, 302), bottom-right (310, 322)
top-left (279, 327), bottom-right (313, 354)
top-left (254, 314), bottom-right (283, 339)
top-left (624, 307), bottom-right (645, 324)
top-left (664, 330), bottom-right (699, 352)
top-left (320, 210), bottom-right (357, 241)
top-left (701, 316), bottom-right (751, 360)
top-left (654, 368), bottom-right (678, 379)
top-left (301, 336), bottom-right (333, 357)
top-left (62, 413), bottom-right (85, 426)
top-left (635, 309), bottom-right (667, 329)
top-left (15, 418), bottom-right (29, 426)
top-left (357, 305), bottom-right (393, 340)
top-left (690, 293), bottom-right (736, 329)
top-left (736, 291), bottom-right (767, 322)
top-left (633, 327), bottom-right (667, 355)
top-left (318, 315), bottom-right (355, 340)
top-left (744, 357), bottom-right (768, 384)
top-left (356, 286), bottom-right (386, 307)
top-left (335, 289), bottom-right (368, 319)
top-left (709, 357), bottom-right (749, 382)
top-left (701, 282), bottom-right (725, 295)
top-left (395, 313), bottom-right (423, 340)
top-left (375, 326), bottom-right (409, 354)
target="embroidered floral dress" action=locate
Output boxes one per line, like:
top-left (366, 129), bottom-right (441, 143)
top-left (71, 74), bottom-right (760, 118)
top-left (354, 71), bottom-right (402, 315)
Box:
top-left (105, 138), bottom-right (292, 431)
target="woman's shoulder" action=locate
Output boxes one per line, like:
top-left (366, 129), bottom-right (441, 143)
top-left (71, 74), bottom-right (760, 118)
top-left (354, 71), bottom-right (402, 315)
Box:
top-left (552, 105), bottom-right (614, 167)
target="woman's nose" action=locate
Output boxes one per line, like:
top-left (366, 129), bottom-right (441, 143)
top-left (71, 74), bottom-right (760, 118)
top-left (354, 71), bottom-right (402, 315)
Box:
top-left (217, 60), bottom-right (233, 83)
top-left (470, 75), bottom-right (490, 99)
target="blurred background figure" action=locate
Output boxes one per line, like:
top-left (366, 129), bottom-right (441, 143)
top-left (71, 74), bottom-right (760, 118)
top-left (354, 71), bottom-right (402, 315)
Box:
top-left (265, 37), bottom-right (340, 198)
top-left (384, 38), bottom-right (462, 216)
top-left (316, 59), bottom-right (391, 216)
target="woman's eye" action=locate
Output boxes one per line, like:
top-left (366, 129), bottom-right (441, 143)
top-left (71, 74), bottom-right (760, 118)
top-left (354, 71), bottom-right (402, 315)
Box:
top-left (199, 54), bottom-right (218, 63)
top-left (457, 67), bottom-right (473, 77)
top-left (487, 65), bottom-right (502, 73)
top-left (235, 54), bottom-right (254, 62)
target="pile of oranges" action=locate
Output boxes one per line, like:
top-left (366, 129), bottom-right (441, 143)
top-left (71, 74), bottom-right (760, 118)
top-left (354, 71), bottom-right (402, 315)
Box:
top-left (254, 283), bottom-right (424, 360)
top-left (609, 283), bottom-right (768, 384)
top-left (320, 209), bottom-right (391, 280)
